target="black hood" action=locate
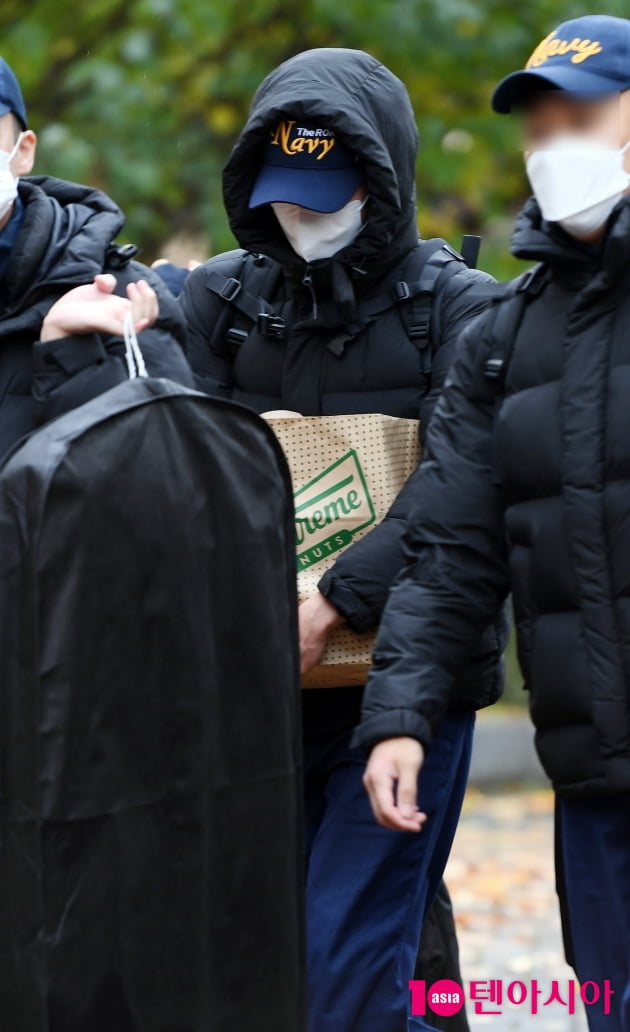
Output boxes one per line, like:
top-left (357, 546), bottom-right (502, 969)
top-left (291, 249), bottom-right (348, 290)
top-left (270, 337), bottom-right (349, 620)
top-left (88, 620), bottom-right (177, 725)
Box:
top-left (511, 192), bottom-right (630, 286)
top-left (223, 48), bottom-right (420, 288)
top-left (7, 176), bottom-right (126, 311)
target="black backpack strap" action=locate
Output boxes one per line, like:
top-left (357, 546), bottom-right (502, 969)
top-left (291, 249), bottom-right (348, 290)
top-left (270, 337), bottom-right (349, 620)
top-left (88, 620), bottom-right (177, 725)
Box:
top-left (483, 263), bottom-right (549, 390)
top-left (354, 239), bottom-right (467, 367)
top-left (355, 239), bottom-right (454, 322)
top-left (398, 242), bottom-right (467, 364)
top-left (479, 262), bottom-right (550, 487)
top-left (460, 234), bottom-right (481, 270)
top-left (204, 238), bottom-right (479, 366)
top-left (204, 252), bottom-right (286, 356)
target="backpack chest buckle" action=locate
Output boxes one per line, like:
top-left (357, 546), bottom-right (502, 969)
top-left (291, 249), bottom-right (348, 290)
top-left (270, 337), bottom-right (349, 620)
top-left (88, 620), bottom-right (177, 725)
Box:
top-left (257, 313), bottom-right (287, 340)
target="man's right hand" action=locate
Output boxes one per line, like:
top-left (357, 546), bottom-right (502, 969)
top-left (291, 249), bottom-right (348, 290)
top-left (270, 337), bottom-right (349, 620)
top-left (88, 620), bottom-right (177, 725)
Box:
top-left (363, 736), bottom-right (427, 831)
top-left (41, 275), bottom-right (158, 341)
top-left (298, 591), bottom-right (345, 675)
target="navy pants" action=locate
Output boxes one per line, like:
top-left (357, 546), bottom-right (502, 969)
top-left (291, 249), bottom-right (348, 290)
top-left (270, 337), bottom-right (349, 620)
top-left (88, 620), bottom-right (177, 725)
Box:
top-left (557, 793), bottom-right (630, 1032)
top-left (304, 711), bottom-right (475, 1032)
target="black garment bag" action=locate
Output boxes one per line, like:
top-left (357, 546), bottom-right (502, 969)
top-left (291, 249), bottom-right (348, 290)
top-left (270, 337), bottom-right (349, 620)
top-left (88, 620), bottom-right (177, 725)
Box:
top-left (0, 375), bottom-right (305, 1032)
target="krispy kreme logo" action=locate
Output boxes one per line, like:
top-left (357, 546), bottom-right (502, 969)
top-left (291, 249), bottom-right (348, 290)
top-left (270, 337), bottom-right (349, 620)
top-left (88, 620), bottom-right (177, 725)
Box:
top-left (294, 450), bottom-right (376, 571)
top-left (526, 30), bottom-right (603, 68)
top-left (270, 120), bottom-right (336, 160)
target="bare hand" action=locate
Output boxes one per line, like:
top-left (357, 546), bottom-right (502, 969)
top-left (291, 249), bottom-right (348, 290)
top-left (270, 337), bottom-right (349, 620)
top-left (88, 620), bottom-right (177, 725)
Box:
top-left (363, 737), bottom-right (428, 831)
top-left (41, 275), bottom-right (159, 342)
top-left (298, 592), bottom-right (344, 675)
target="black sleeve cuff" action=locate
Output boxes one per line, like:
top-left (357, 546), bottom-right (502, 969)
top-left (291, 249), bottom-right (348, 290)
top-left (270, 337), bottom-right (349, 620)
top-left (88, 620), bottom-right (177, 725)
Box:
top-left (317, 568), bottom-right (377, 633)
top-left (33, 332), bottom-right (111, 374)
top-left (32, 333), bottom-right (127, 426)
top-left (349, 708), bottom-right (435, 755)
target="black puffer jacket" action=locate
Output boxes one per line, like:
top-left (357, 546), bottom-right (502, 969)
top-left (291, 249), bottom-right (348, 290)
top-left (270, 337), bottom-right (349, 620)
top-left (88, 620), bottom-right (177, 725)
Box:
top-left (355, 194), bottom-right (630, 797)
top-left (0, 176), bottom-right (193, 459)
top-left (182, 48), bottom-right (507, 735)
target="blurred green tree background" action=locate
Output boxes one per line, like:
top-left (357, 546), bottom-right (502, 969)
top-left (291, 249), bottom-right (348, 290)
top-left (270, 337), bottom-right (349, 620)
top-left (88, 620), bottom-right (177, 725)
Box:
top-left (3, 0), bottom-right (628, 278)
top-left (4, 0), bottom-right (625, 705)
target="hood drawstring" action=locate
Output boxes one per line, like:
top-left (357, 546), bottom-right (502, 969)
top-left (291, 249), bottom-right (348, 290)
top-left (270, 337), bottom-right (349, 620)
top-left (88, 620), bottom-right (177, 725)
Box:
top-left (302, 267), bottom-right (319, 321)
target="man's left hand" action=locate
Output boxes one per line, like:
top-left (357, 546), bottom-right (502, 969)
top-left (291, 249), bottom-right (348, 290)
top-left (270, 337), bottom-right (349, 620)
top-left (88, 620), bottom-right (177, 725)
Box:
top-left (363, 737), bottom-right (427, 831)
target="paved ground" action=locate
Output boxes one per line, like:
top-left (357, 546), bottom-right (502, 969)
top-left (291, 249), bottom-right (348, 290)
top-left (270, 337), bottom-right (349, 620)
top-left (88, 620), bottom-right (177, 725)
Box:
top-left (445, 788), bottom-right (590, 1031)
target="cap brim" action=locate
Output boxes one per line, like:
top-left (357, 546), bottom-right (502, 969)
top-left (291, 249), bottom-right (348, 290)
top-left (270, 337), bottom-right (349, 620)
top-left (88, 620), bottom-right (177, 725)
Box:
top-left (249, 163), bottom-right (363, 212)
top-left (0, 100), bottom-right (26, 129)
top-left (492, 65), bottom-right (624, 114)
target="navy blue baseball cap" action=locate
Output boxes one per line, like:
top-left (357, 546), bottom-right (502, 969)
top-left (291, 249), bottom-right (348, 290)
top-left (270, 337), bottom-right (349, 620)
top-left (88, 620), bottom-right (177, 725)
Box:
top-left (249, 119), bottom-right (363, 212)
top-left (493, 15), bottom-right (630, 114)
top-left (0, 58), bottom-right (26, 129)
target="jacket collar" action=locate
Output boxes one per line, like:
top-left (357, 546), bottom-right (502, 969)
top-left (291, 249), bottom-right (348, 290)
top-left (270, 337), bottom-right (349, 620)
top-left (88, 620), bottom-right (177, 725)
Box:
top-left (512, 193), bottom-right (630, 288)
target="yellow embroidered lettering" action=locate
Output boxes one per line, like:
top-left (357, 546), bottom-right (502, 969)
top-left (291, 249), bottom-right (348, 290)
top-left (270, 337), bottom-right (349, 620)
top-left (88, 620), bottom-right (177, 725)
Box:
top-left (526, 30), bottom-right (603, 68)
top-left (572, 39), bottom-right (604, 64)
top-left (269, 121), bottom-right (337, 159)
top-left (269, 120), bottom-right (296, 153)
top-left (526, 31), bottom-right (558, 69)
top-left (317, 138), bottom-right (335, 159)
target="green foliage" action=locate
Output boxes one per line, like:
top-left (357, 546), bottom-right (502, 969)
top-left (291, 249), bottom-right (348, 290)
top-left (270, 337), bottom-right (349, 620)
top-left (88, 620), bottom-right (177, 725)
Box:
top-left (2, 0), bottom-right (628, 273)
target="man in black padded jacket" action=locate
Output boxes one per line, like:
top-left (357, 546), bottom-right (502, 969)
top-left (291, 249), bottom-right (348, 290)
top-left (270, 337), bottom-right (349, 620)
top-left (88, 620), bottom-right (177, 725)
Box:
top-left (356, 16), bottom-right (630, 1032)
top-left (0, 57), bottom-right (193, 461)
top-left (182, 48), bottom-right (508, 1032)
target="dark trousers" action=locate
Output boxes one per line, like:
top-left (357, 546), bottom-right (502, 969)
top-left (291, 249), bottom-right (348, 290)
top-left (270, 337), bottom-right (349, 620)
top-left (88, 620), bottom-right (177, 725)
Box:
top-left (304, 711), bottom-right (474, 1032)
top-left (556, 793), bottom-right (630, 1031)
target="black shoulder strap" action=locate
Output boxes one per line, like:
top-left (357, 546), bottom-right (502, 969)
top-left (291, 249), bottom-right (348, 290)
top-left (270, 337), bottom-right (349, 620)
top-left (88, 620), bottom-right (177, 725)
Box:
top-left (460, 234), bottom-right (482, 270)
top-left (356, 238), bottom-right (464, 328)
top-left (351, 239), bottom-right (471, 377)
top-left (201, 237), bottom-right (477, 364)
top-left (483, 263), bottom-right (549, 390)
top-left (203, 252), bottom-right (286, 356)
top-left (398, 241), bottom-right (468, 361)
top-left (482, 263), bottom-right (549, 488)
top-left (355, 239), bottom-right (453, 320)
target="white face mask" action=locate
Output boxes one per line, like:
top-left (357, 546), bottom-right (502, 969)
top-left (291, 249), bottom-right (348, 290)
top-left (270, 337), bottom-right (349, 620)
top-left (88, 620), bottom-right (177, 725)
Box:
top-left (0, 134), bottom-right (21, 217)
top-left (526, 134), bottom-right (630, 238)
top-left (272, 196), bottom-right (367, 263)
